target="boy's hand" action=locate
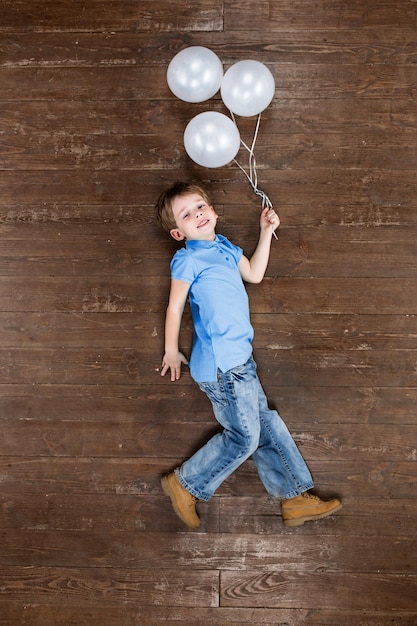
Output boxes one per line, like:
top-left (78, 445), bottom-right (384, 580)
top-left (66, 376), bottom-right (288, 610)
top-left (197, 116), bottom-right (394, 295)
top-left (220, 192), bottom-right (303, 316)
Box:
top-left (161, 351), bottom-right (188, 381)
top-left (260, 207), bottom-right (280, 235)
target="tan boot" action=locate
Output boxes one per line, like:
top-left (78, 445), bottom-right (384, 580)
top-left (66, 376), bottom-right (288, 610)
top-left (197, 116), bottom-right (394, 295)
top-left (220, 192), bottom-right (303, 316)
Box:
top-left (281, 492), bottom-right (342, 527)
top-left (161, 472), bottom-right (200, 529)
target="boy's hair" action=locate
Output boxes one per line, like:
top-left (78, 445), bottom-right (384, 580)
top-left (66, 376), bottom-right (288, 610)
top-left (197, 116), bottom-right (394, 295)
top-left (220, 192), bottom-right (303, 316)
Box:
top-left (155, 181), bottom-right (212, 232)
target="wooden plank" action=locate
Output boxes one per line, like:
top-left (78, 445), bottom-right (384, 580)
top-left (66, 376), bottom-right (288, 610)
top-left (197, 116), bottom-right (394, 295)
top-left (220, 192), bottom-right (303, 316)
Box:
top-left (232, 201), bottom-right (417, 228)
top-left (0, 416), bottom-right (220, 458)
top-left (2, 195), bottom-right (415, 229)
top-left (0, 455), bottom-right (402, 495)
top-left (1, 384), bottom-right (416, 425)
top-left (219, 496), bottom-right (417, 536)
top-left (0, 312), bottom-right (166, 349)
top-left (0, 66), bottom-right (170, 100)
top-left (1, 128), bottom-right (412, 172)
top-left (1, 169), bottom-right (416, 209)
top-left (253, 313), bottom-right (417, 351)
top-left (1, 97), bottom-right (416, 139)
top-left (1, 276), bottom-right (417, 314)
top-left (0, 457), bottom-right (165, 496)
top-left (0, 383), bottom-right (211, 422)
top-left (0, 417), bottom-right (415, 461)
top-left (1, 224), bottom-right (417, 278)
top-left (0, 565), bottom-right (218, 607)
top-left (1, 491), bottom-right (416, 536)
top-left (0, 132), bottom-right (187, 171)
top-left (2, 198), bottom-right (417, 229)
top-left (0, 0), bottom-right (223, 33)
top-left (255, 348), bottom-right (415, 387)
top-left (1, 0), bottom-right (415, 36)
top-left (267, 226), bottom-right (417, 277)
top-left (0, 276), bottom-right (168, 313)
top-left (2, 30), bottom-right (417, 68)
top-left (1, 346), bottom-right (417, 387)
top-left (231, 133), bottom-right (417, 172)
top-left (0, 456), bottom-right (414, 501)
top-left (247, 278), bottom-right (417, 314)
top-left (221, 571), bottom-right (417, 610)
top-left (224, 0), bottom-right (417, 30)
top-left (2, 128), bottom-right (417, 171)
top-left (1, 604), bottom-right (416, 626)
top-left (238, 169), bottom-right (417, 208)
top-left (256, 348), bottom-right (417, 388)
top-left (0, 531), bottom-right (415, 573)
top-left (1, 62), bottom-right (417, 101)
top-left (2, 341), bottom-right (417, 390)
top-left (1, 312), bottom-right (416, 351)
top-left (0, 492), bottom-right (219, 533)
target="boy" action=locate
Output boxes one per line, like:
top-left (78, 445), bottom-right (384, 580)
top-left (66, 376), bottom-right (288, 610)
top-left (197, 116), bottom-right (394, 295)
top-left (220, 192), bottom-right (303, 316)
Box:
top-left (156, 181), bottom-right (341, 529)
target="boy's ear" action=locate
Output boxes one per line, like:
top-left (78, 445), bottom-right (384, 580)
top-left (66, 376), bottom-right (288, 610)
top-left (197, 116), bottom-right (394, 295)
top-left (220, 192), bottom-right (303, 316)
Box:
top-left (170, 228), bottom-right (185, 241)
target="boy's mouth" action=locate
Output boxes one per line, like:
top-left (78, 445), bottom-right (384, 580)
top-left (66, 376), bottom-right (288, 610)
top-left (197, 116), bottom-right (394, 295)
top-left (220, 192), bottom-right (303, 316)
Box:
top-left (197, 219), bottom-right (209, 229)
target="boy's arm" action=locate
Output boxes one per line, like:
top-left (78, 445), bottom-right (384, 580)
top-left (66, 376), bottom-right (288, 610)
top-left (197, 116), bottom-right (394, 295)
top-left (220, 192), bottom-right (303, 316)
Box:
top-left (238, 207), bottom-right (280, 284)
top-left (161, 278), bottom-right (190, 381)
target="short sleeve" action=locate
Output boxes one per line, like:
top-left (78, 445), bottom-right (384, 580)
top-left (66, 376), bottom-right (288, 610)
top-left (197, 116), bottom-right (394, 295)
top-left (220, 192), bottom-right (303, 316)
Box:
top-left (170, 248), bottom-right (195, 284)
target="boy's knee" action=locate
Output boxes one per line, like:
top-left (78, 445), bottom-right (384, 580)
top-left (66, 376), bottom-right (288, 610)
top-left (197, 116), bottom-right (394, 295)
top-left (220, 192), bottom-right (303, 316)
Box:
top-left (226, 420), bottom-right (260, 459)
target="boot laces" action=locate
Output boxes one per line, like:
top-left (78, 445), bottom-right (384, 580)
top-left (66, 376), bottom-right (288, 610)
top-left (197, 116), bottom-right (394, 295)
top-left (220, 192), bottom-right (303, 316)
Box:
top-left (302, 492), bottom-right (321, 503)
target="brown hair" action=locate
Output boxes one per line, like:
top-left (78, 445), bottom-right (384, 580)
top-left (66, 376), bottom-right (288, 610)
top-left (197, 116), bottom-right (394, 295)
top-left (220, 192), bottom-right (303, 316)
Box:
top-left (155, 181), bottom-right (212, 232)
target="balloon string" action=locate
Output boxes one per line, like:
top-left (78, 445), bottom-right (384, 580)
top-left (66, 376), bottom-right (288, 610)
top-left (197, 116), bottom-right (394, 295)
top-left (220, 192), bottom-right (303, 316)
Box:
top-left (232, 112), bottom-right (278, 240)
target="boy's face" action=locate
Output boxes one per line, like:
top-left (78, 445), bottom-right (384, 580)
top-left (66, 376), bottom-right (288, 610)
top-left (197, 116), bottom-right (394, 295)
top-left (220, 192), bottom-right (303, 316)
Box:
top-left (170, 193), bottom-right (218, 242)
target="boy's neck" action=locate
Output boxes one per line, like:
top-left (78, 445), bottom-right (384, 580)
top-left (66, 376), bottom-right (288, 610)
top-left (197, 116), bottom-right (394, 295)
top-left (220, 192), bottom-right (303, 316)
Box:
top-left (185, 233), bottom-right (217, 243)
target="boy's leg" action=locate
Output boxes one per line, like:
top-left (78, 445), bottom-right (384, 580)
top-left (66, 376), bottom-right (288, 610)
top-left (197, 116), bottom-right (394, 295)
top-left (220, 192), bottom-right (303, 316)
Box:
top-left (250, 371), bottom-right (314, 499)
top-left (251, 370), bottom-right (341, 524)
top-left (170, 359), bottom-right (263, 502)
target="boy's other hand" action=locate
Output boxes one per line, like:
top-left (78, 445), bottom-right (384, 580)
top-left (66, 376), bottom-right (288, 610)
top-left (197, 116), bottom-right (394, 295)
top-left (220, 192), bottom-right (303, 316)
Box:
top-left (260, 207), bottom-right (280, 235)
top-left (161, 351), bottom-right (189, 381)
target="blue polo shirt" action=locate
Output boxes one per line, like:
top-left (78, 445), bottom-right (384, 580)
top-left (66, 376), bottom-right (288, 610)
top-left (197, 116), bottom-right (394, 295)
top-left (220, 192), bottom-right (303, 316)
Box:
top-left (170, 234), bottom-right (254, 382)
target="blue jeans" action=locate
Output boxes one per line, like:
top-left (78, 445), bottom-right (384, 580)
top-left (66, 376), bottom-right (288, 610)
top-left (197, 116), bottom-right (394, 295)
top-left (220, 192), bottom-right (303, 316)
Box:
top-left (175, 357), bottom-right (314, 501)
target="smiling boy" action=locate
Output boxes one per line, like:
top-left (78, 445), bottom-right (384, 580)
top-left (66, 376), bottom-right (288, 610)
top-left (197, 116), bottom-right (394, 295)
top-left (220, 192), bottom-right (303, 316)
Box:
top-left (156, 181), bottom-right (342, 529)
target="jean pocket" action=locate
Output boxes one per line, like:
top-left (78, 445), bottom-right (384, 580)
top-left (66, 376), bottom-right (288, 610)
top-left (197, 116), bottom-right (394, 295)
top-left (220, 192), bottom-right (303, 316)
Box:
top-left (230, 359), bottom-right (256, 384)
top-left (198, 380), bottom-right (228, 408)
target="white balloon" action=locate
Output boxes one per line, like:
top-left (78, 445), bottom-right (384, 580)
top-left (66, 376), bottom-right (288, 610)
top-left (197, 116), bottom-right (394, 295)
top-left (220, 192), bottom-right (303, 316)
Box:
top-left (184, 111), bottom-right (241, 168)
top-left (167, 46), bottom-right (223, 103)
top-left (221, 60), bottom-right (275, 117)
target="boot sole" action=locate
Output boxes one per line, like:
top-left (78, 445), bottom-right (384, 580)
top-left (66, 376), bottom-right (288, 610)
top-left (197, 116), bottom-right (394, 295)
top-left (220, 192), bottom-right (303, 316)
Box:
top-left (283, 502), bottom-right (343, 527)
top-left (161, 475), bottom-right (200, 529)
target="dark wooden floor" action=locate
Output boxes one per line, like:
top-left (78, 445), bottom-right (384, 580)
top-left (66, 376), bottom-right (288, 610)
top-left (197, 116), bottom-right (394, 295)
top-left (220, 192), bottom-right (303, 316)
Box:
top-left (1, 1), bottom-right (417, 624)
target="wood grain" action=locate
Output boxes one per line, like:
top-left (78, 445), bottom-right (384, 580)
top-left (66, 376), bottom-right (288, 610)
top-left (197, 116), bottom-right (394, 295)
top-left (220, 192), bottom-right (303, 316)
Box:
top-left (1, 0), bottom-right (416, 622)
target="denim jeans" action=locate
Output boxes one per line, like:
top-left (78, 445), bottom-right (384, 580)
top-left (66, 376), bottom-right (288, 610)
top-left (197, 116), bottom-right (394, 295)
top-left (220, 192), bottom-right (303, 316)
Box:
top-left (175, 357), bottom-right (314, 501)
